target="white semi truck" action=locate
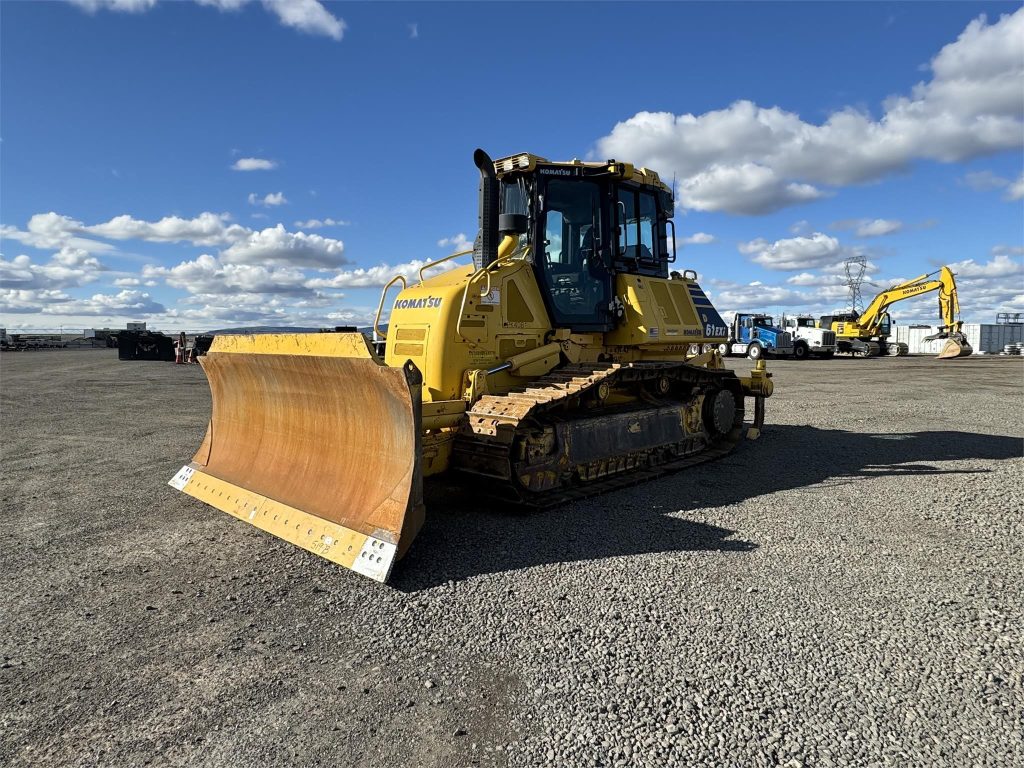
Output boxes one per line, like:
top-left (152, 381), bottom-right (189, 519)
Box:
top-left (782, 315), bottom-right (838, 359)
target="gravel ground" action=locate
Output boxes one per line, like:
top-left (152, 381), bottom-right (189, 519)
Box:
top-left (2, 349), bottom-right (1022, 767)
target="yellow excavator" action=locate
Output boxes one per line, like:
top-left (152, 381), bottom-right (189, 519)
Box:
top-left (819, 266), bottom-right (972, 359)
top-left (168, 150), bottom-right (774, 582)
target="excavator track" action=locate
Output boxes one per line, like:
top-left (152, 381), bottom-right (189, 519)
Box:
top-left (451, 362), bottom-right (754, 508)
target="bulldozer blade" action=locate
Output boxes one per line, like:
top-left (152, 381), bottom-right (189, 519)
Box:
top-left (937, 338), bottom-right (973, 359)
top-left (168, 333), bottom-right (424, 583)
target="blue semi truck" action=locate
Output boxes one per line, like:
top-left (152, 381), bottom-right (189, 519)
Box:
top-left (719, 313), bottom-right (801, 360)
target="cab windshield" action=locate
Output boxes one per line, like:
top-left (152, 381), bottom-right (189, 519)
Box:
top-left (797, 318), bottom-right (815, 328)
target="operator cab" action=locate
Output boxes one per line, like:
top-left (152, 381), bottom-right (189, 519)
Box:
top-left (819, 312), bottom-right (856, 328)
top-left (488, 153), bottom-right (676, 333)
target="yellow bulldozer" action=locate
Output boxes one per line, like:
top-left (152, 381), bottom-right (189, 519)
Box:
top-left (819, 266), bottom-right (973, 359)
top-left (169, 150), bottom-right (774, 582)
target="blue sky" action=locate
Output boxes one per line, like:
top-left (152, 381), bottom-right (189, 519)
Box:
top-left (2, 0), bottom-right (1022, 331)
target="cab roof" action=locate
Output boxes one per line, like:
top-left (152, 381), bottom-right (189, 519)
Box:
top-left (493, 152), bottom-right (672, 195)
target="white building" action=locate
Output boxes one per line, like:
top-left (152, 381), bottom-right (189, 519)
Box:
top-left (893, 323), bottom-right (1024, 354)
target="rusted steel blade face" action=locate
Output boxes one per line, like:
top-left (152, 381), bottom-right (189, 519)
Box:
top-left (171, 334), bottom-right (424, 582)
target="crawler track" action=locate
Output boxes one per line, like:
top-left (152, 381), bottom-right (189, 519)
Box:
top-left (452, 362), bottom-right (757, 508)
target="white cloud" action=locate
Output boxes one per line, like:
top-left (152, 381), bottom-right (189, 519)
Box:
top-left (1, 288), bottom-right (75, 314)
top-left (48, 289), bottom-right (166, 316)
top-left (832, 218), bottom-right (904, 238)
top-left (962, 169), bottom-right (1012, 191)
top-left (196, 0), bottom-right (250, 10)
top-left (294, 217), bottom-right (351, 229)
top-left (143, 253), bottom-right (310, 295)
top-left (248, 191), bottom-right (288, 207)
top-left (856, 219), bottom-right (903, 238)
top-left (706, 280), bottom-right (809, 310)
top-left (676, 163), bottom-right (825, 215)
top-left (2, 211), bottom-right (254, 253)
top-left (594, 9), bottom-right (1024, 214)
top-left (306, 259), bottom-right (461, 289)
top-left (948, 253), bottom-right (1024, 278)
top-left (114, 277), bottom-right (141, 286)
top-left (220, 224), bottom-right (347, 267)
top-left (1, 287), bottom-right (165, 317)
top-left (0, 248), bottom-right (104, 290)
top-left (1007, 172), bottom-right (1024, 201)
top-left (70, 0), bottom-right (157, 12)
top-left (327, 307), bottom-right (376, 324)
top-left (71, 0), bottom-right (345, 40)
top-left (992, 245), bottom-right (1024, 257)
top-left (437, 233), bottom-right (473, 252)
top-left (738, 232), bottom-right (852, 271)
top-left (408, 22), bottom-right (418, 39)
top-left (962, 169), bottom-right (1024, 201)
top-left (85, 212), bottom-right (249, 245)
top-left (231, 157), bottom-right (277, 171)
top-left (1, 214), bottom-right (116, 254)
top-left (261, 0), bottom-right (344, 40)
top-left (681, 232), bottom-right (716, 245)
top-left (786, 271), bottom-right (846, 288)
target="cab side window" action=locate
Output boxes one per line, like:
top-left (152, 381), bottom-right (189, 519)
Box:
top-left (617, 188), bottom-right (636, 255)
top-left (616, 186), bottom-right (666, 276)
top-left (638, 192), bottom-right (659, 263)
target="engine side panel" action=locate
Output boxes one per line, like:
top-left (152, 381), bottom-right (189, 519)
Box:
top-left (606, 275), bottom-right (729, 347)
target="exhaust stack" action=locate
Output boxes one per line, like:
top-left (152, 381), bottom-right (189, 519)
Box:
top-left (474, 148), bottom-right (499, 269)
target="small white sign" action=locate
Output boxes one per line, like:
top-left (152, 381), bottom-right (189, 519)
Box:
top-left (168, 465), bottom-right (195, 491)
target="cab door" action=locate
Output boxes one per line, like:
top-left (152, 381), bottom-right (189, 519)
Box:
top-left (536, 177), bottom-right (613, 332)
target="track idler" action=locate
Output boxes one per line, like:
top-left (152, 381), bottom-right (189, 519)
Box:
top-left (702, 388), bottom-right (737, 436)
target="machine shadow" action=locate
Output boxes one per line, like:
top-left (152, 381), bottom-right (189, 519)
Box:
top-left (392, 427), bottom-right (1022, 591)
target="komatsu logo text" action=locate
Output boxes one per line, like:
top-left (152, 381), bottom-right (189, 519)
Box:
top-left (394, 296), bottom-right (443, 310)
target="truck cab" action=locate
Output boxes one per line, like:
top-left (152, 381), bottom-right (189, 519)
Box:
top-left (721, 313), bottom-right (794, 360)
top-left (782, 315), bottom-right (836, 359)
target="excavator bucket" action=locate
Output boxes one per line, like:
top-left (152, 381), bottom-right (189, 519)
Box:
top-left (937, 337), bottom-right (973, 359)
top-left (168, 333), bottom-right (424, 583)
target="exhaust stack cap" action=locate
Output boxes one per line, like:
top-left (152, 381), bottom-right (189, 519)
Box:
top-left (499, 213), bottom-right (528, 235)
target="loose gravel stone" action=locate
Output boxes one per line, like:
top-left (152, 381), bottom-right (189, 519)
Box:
top-left (1, 351), bottom-right (1022, 767)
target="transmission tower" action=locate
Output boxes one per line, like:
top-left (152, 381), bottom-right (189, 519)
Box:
top-left (843, 256), bottom-right (868, 314)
